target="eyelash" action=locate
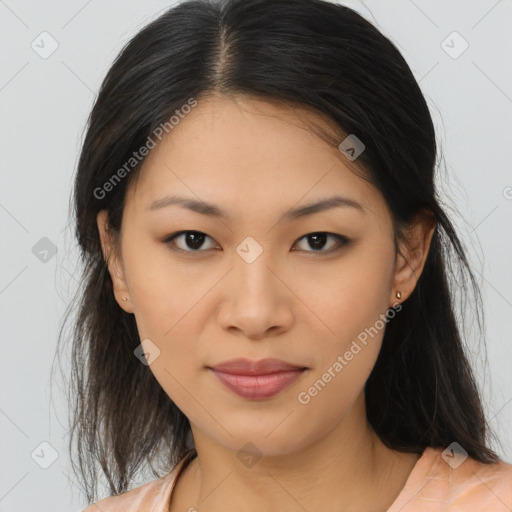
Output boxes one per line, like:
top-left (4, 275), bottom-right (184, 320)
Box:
top-left (163, 231), bottom-right (350, 255)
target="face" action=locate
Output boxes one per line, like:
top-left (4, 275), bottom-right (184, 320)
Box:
top-left (97, 95), bottom-right (432, 457)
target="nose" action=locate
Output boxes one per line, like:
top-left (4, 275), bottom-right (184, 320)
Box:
top-left (216, 251), bottom-right (294, 340)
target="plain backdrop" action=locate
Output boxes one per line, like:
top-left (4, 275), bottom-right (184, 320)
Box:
top-left (0, 0), bottom-right (511, 510)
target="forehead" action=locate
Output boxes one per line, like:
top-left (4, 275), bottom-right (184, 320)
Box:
top-left (125, 95), bottom-right (385, 220)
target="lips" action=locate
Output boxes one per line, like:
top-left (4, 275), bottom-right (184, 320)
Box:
top-left (210, 357), bottom-right (306, 375)
top-left (208, 358), bottom-right (307, 400)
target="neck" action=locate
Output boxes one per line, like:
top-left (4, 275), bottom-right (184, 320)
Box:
top-left (177, 393), bottom-right (419, 512)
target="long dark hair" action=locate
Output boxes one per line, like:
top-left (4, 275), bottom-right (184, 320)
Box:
top-left (56, 0), bottom-right (501, 503)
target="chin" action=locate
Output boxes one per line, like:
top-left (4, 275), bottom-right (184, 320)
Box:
top-left (209, 423), bottom-right (315, 460)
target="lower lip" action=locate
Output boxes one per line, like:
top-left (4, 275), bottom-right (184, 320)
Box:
top-left (210, 369), bottom-right (305, 400)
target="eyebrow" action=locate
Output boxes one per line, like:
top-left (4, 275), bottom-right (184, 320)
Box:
top-left (146, 194), bottom-right (365, 220)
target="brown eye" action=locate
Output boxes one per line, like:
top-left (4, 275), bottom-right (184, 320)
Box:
top-left (292, 232), bottom-right (349, 254)
top-left (164, 231), bottom-right (217, 252)
top-left (163, 230), bottom-right (349, 255)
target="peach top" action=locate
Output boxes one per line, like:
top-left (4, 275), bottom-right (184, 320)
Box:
top-left (82, 446), bottom-right (512, 511)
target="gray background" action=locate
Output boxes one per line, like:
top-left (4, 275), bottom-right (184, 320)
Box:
top-left (1, 0), bottom-right (511, 510)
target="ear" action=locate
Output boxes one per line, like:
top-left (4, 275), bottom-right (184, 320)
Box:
top-left (96, 209), bottom-right (134, 314)
top-left (390, 209), bottom-right (436, 307)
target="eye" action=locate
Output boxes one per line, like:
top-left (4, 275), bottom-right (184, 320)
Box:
top-left (292, 232), bottom-right (349, 254)
top-left (164, 230), bottom-right (349, 255)
top-left (164, 231), bottom-right (218, 252)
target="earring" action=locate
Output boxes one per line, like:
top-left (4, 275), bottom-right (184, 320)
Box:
top-left (396, 291), bottom-right (402, 299)
top-left (122, 297), bottom-right (128, 301)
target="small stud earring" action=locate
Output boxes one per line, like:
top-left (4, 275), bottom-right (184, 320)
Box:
top-left (122, 297), bottom-right (128, 301)
top-left (396, 291), bottom-right (402, 299)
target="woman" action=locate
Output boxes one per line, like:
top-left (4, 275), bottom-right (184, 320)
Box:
top-left (62, 0), bottom-right (512, 510)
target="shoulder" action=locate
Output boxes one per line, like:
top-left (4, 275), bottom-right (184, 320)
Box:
top-left (450, 450), bottom-right (512, 507)
top-left (80, 475), bottom-right (171, 512)
top-left (80, 451), bottom-right (195, 512)
top-left (418, 447), bottom-right (512, 510)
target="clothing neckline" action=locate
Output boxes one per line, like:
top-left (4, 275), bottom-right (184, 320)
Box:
top-left (163, 449), bottom-right (197, 509)
top-left (386, 446), bottom-right (441, 511)
top-left (163, 446), bottom-right (440, 511)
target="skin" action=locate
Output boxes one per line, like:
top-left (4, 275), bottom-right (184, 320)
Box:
top-left (97, 94), bottom-right (436, 512)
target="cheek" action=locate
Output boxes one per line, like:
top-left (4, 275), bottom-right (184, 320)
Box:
top-left (293, 337), bottom-right (381, 444)
top-left (128, 269), bottom-right (205, 419)
top-left (121, 235), bottom-right (213, 375)
top-left (293, 243), bottom-right (394, 404)
top-left (121, 235), bottom-right (195, 336)
top-left (291, 245), bottom-right (394, 344)
top-left (295, 289), bottom-right (389, 435)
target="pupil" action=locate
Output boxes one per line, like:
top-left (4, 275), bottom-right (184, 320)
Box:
top-left (309, 233), bottom-right (326, 250)
top-left (187, 232), bottom-right (204, 249)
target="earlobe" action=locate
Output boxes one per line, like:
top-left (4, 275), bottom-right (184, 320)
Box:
top-left (390, 210), bottom-right (436, 307)
top-left (96, 210), bottom-right (134, 314)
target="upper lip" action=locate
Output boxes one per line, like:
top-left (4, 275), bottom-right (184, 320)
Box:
top-left (209, 358), bottom-right (307, 375)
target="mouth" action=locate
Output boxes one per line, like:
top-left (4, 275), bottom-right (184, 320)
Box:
top-left (207, 358), bottom-right (308, 400)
